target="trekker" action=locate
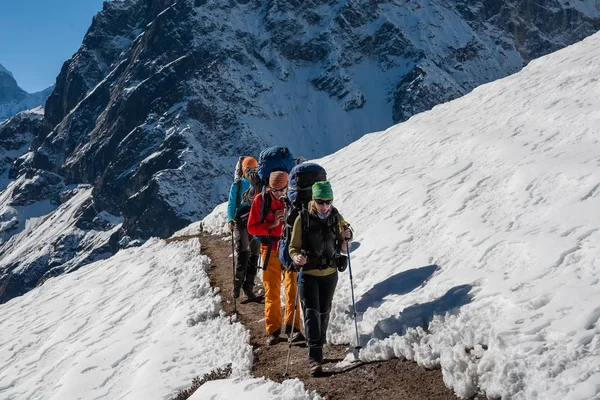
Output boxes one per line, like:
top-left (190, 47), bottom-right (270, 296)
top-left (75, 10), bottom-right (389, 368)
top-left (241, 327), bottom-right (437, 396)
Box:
top-left (227, 156), bottom-right (261, 300)
top-left (288, 181), bottom-right (353, 376)
top-left (247, 171), bottom-right (304, 345)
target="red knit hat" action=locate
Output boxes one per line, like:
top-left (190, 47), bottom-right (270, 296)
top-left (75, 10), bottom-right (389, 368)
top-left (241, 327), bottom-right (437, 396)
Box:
top-left (242, 157), bottom-right (258, 170)
top-left (269, 171), bottom-right (288, 189)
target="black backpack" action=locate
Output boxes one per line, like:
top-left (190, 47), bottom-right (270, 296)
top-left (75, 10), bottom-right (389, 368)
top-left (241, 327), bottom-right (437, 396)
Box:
top-left (278, 162), bottom-right (327, 269)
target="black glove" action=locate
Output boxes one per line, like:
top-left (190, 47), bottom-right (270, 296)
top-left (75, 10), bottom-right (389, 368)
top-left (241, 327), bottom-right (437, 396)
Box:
top-left (336, 254), bottom-right (348, 272)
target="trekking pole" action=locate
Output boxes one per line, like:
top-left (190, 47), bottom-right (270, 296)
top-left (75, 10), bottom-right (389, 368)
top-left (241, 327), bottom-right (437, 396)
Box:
top-left (283, 266), bottom-right (303, 377)
top-left (231, 230), bottom-right (237, 317)
top-left (346, 238), bottom-right (361, 353)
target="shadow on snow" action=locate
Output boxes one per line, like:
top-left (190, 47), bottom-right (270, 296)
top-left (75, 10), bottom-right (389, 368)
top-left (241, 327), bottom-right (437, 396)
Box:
top-left (368, 284), bottom-right (473, 341)
top-left (354, 264), bottom-right (439, 313)
top-left (348, 241), bottom-right (361, 254)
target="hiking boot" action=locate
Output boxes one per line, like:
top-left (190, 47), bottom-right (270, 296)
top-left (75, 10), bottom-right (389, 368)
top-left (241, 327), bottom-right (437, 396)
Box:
top-left (266, 330), bottom-right (281, 345)
top-left (284, 325), bottom-right (304, 342)
top-left (285, 324), bottom-right (301, 334)
top-left (242, 288), bottom-right (258, 300)
top-left (309, 361), bottom-right (322, 377)
top-left (289, 331), bottom-right (305, 342)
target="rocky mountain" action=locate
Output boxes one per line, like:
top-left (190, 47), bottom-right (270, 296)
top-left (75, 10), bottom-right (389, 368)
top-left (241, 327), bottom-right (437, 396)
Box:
top-left (1, 0), bottom-right (599, 303)
top-left (0, 64), bottom-right (53, 122)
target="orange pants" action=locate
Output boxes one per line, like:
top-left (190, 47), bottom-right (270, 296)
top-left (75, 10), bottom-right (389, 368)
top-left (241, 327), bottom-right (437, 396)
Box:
top-left (261, 245), bottom-right (301, 335)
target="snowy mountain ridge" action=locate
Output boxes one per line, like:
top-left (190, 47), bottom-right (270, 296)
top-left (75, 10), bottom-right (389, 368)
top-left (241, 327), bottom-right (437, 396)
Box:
top-left (0, 63), bottom-right (13, 76)
top-left (2, 29), bottom-right (600, 399)
top-left (0, 63), bottom-right (52, 122)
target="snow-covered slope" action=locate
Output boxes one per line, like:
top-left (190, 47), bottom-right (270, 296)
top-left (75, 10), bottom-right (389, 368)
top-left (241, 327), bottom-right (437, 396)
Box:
top-left (315, 32), bottom-right (600, 399)
top-left (0, 185), bottom-right (122, 302)
top-left (0, 235), bottom-right (318, 399)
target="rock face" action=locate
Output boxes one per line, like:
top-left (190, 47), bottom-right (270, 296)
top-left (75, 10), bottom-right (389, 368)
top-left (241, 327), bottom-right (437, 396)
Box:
top-left (1, 0), bottom-right (599, 302)
top-left (0, 108), bottom-right (50, 187)
top-left (0, 64), bottom-right (53, 122)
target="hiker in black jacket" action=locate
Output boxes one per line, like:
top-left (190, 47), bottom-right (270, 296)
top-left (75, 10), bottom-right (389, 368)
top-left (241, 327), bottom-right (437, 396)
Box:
top-left (288, 181), bottom-right (352, 376)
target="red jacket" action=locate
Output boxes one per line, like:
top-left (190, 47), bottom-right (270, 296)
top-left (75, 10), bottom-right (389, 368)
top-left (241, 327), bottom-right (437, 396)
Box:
top-left (247, 191), bottom-right (285, 248)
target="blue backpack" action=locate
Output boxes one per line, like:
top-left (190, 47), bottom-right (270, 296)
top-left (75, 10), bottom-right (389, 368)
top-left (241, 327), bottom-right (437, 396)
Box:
top-left (257, 146), bottom-right (296, 224)
top-left (279, 162), bottom-right (327, 269)
top-left (257, 146), bottom-right (295, 186)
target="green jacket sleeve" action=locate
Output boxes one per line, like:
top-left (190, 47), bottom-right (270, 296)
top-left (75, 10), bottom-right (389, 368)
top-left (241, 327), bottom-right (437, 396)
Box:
top-left (288, 215), bottom-right (303, 259)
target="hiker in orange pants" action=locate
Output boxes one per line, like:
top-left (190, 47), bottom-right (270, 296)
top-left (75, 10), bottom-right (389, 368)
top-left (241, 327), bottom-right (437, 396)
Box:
top-left (261, 246), bottom-right (302, 344)
top-left (248, 171), bottom-right (303, 345)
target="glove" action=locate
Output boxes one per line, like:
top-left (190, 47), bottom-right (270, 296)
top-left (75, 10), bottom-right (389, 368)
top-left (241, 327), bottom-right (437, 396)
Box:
top-left (228, 220), bottom-right (235, 231)
top-left (336, 254), bottom-right (348, 272)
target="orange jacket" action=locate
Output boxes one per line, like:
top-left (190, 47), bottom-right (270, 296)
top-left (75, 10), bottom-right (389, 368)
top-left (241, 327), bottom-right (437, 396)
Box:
top-left (247, 191), bottom-right (285, 247)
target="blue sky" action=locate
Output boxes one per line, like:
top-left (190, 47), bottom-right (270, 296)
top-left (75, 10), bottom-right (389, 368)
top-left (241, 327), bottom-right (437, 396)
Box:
top-left (0, 0), bottom-right (106, 93)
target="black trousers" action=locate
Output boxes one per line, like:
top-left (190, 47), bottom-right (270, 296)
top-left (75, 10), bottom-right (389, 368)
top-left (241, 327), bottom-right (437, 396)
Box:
top-left (299, 271), bottom-right (338, 364)
top-left (234, 223), bottom-right (260, 292)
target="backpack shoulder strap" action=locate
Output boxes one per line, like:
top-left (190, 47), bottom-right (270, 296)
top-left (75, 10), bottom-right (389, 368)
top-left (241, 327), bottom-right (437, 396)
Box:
top-left (234, 177), bottom-right (242, 211)
top-left (260, 189), bottom-right (272, 224)
top-left (300, 206), bottom-right (311, 253)
top-left (330, 208), bottom-right (345, 251)
top-left (300, 207), bottom-right (310, 233)
top-left (329, 208), bottom-right (342, 239)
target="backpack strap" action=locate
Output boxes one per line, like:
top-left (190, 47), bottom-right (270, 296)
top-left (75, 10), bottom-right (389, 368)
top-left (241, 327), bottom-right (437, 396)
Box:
top-left (328, 209), bottom-right (342, 251)
top-left (234, 178), bottom-right (242, 215)
top-left (281, 196), bottom-right (291, 235)
top-left (330, 209), bottom-right (341, 234)
top-left (261, 237), bottom-right (272, 270)
top-left (259, 188), bottom-right (272, 224)
top-left (300, 206), bottom-right (310, 255)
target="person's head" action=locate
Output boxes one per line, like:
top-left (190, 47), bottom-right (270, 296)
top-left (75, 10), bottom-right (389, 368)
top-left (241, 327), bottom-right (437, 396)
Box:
top-left (242, 157), bottom-right (260, 184)
top-left (241, 157), bottom-right (259, 180)
top-left (269, 171), bottom-right (288, 199)
top-left (311, 181), bottom-right (333, 213)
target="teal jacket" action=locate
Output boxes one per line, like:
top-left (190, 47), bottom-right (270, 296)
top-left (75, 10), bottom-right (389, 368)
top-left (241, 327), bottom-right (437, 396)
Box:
top-left (227, 177), bottom-right (254, 222)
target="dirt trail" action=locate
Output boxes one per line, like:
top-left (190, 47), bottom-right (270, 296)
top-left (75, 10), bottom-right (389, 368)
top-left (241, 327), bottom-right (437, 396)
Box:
top-left (199, 233), bottom-right (458, 400)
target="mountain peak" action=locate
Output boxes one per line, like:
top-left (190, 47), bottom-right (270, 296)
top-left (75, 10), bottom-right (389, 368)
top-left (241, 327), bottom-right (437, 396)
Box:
top-left (0, 63), bottom-right (14, 77)
top-left (0, 62), bottom-right (52, 121)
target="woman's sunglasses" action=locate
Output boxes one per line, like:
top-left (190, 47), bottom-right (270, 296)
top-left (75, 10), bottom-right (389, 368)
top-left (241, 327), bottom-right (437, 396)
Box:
top-left (270, 186), bottom-right (287, 193)
top-left (314, 199), bottom-right (333, 205)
